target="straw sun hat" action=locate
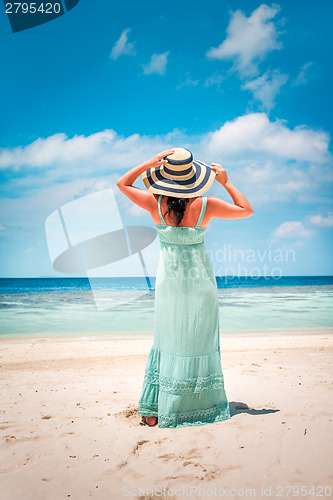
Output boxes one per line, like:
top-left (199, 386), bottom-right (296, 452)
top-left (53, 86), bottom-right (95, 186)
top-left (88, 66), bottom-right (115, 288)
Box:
top-left (142, 147), bottom-right (217, 199)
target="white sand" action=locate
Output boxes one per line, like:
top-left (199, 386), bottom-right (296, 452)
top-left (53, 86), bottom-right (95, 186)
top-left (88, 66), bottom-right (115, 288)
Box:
top-left (1, 332), bottom-right (333, 500)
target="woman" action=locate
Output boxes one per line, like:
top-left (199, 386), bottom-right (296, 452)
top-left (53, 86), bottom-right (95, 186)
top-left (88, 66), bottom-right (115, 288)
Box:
top-left (116, 147), bottom-right (253, 428)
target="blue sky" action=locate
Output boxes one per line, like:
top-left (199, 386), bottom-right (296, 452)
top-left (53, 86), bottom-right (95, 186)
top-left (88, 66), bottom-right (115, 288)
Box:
top-left (0, 0), bottom-right (332, 277)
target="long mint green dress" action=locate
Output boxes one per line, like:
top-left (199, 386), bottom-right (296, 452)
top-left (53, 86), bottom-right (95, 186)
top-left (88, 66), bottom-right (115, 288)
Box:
top-left (138, 195), bottom-right (231, 428)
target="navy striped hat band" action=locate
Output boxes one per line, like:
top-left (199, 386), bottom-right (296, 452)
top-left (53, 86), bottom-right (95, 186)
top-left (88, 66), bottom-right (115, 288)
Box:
top-left (141, 147), bottom-right (217, 199)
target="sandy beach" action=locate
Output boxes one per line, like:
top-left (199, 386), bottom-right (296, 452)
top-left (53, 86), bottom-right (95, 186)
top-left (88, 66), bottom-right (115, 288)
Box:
top-left (1, 331), bottom-right (332, 500)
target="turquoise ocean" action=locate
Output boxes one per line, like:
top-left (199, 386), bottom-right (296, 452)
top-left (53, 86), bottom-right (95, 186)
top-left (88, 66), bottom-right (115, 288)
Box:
top-left (0, 277), bottom-right (332, 339)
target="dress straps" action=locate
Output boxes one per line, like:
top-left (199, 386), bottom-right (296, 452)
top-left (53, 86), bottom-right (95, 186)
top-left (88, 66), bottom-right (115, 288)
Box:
top-left (195, 196), bottom-right (207, 228)
top-left (158, 195), bottom-right (167, 226)
top-left (158, 195), bottom-right (207, 227)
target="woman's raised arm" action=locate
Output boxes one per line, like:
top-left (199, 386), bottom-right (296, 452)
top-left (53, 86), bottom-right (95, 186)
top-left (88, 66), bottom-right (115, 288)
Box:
top-left (207, 163), bottom-right (254, 220)
top-left (116, 149), bottom-right (175, 210)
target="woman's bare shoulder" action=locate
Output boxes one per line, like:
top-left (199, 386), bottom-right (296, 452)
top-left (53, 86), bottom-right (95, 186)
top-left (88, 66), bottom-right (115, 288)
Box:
top-left (205, 195), bottom-right (220, 208)
top-left (205, 195), bottom-right (253, 220)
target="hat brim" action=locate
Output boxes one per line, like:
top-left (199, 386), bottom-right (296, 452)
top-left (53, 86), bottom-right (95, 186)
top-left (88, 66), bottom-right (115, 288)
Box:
top-left (142, 160), bottom-right (216, 199)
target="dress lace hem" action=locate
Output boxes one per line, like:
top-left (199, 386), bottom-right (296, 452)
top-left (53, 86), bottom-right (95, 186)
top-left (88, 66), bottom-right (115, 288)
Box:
top-left (137, 345), bottom-right (231, 428)
top-left (143, 370), bottom-right (225, 393)
top-left (138, 401), bottom-right (231, 428)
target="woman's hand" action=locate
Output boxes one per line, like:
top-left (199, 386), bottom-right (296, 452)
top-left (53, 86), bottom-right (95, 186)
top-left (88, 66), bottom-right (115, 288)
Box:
top-left (145, 149), bottom-right (175, 169)
top-left (211, 163), bottom-right (228, 186)
top-left (117, 148), bottom-right (175, 192)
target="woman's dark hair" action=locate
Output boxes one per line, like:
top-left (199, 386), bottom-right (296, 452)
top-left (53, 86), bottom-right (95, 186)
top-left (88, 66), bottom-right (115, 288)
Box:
top-left (163, 196), bottom-right (190, 226)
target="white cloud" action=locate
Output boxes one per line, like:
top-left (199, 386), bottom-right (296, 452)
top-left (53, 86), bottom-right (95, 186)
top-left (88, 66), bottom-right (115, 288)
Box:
top-left (291, 62), bottom-right (313, 87)
top-left (236, 160), bottom-right (315, 205)
top-left (308, 213), bottom-right (333, 227)
top-left (110, 28), bottom-right (136, 60)
top-left (271, 212), bottom-right (333, 244)
top-left (241, 68), bottom-right (288, 111)
top-left (204, 72), bottom-right (224, 92)
top-left (142, 52), bottom-right (169, 75)
top-left (0, 113), bottom-right (331, 215)
top-left (1, 113), bottom-right (330, 174)
top-left (0, 130), bottom-right (117, 170)
top-left (204, 112), bottom-right (330, 163)
top-left (272, 221), bottom-right (313, 239)
top-left (177, 74), bottom-right (199, 89)
top-left (206, 4), bottom-right (283, 78)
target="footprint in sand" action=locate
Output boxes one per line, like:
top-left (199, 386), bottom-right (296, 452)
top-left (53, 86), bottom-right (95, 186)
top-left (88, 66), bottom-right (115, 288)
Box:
top-left (115, 436), bottom-right (240, 490)
top-left (114, 405), bottom-right (142, 426)
top-left (156, 461), bottom-right (240, 487)
top-left (133, 440), bottom-right (149, 455)
top-left (3, 435), bottom-right (17, 443)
